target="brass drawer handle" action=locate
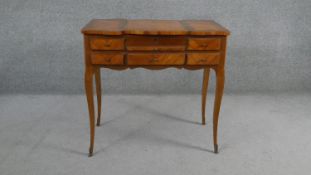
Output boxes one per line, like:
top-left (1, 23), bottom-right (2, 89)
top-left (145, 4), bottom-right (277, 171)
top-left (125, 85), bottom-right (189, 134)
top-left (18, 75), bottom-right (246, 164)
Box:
top-left (200, 43), bottom-right (208, 47)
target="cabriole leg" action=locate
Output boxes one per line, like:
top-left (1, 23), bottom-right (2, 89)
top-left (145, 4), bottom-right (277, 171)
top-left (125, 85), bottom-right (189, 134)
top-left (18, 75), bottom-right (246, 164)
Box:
top-left (201, 68), bottom-right (210, 125)
top-left (85, 67), bottom-right (95, 157)
top-left (94, 67), bottom-right (102, 126)
top-left (212, 67), bottom-right (224, 153)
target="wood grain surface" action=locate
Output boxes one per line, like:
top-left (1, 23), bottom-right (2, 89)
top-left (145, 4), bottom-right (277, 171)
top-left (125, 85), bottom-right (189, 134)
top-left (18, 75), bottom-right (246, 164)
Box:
top-left (82, 19), bottom-right (230, 36)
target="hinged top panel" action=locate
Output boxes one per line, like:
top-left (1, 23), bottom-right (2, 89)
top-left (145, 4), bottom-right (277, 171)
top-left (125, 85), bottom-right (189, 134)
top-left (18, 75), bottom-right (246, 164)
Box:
top-left (82, 19), bottom-right (230, 36)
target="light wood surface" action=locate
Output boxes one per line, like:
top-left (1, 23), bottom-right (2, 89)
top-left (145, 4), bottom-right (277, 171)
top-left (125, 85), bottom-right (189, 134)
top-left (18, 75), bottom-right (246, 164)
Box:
top-left (182, 20), bottom-right (230, 36)
top-left (81, 19), bottom-right (126, 35)
top-left (82, 19), bottom-right (229, 157)
top-left (124, 20), bottom-right (188, 35)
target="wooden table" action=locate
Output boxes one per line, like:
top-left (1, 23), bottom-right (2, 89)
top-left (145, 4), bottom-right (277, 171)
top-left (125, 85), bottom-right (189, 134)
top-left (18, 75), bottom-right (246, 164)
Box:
top-left (81, 19), bottom-right (230, 157)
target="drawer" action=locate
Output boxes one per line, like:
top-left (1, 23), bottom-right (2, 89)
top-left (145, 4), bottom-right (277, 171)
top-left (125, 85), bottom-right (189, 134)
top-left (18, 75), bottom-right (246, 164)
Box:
top-left (187, 53), bottom-right (220, 65)
top-left (187, 38), bottom-right (221, 50)
top-left (127, 53), bottom-right (185, 65)
top-left (90, 37), bottom-right (124, 50)
top-left (126, 36), bottom-right (186, 51)
top-left (91, 53), bottom-right (124, 65)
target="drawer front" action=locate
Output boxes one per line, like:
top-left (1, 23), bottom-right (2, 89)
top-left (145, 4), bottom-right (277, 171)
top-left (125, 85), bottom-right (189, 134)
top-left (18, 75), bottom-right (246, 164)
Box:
top-left (187, 53), bottom-right (220, 65)
top-left (127, 36), bottom-right (186, 51)
top-left (188, 38), bottom-right (221, 50)
top-left (127, 53), bottom-right (185, 65)
top-left (90, 37), bottom-right (124, 50)
top-left (91, 53), bottom-right (124, 65)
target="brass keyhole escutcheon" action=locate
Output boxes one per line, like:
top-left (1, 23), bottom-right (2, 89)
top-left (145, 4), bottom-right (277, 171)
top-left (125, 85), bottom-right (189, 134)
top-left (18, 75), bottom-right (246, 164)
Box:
top-left (153, 38), bottom-right (159, 44)
top-left (104, 42), bottom-right (111, 47)
top-left (150, 57), bottom-right (159, 63)
top-left (105, 58), bottom-right (111, 62)
top-left (198, 59), bottom-right (206, 62)
top-left (201, 43), bottom-right (208, 47)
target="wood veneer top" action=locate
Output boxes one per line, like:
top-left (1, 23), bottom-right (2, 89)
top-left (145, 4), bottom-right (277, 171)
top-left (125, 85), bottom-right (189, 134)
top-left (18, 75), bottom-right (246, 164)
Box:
top-left (81, 19), bottom-right (230, 36)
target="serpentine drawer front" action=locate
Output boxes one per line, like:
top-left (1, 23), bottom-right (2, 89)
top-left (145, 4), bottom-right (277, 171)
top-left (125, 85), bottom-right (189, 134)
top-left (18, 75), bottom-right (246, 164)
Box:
top-left (188, 38), bottom-right (221, 50)
top-left (187, 53), bottom-right (220, 65)
top-left (82, 19), bottom-right (230, 157)
top-left (91, 53), bottom-right (124, 65)
top-left (127, 53), bottom-right (185, 66)
top-left (90, 37), bottom-right (124, 50)
top-left (127, 36), bottom-right (186, 51)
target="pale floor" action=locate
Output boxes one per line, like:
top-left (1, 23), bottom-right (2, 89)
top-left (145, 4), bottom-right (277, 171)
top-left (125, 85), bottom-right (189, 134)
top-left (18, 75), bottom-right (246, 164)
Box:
top-left (0, 93), bottom-right (310, 175)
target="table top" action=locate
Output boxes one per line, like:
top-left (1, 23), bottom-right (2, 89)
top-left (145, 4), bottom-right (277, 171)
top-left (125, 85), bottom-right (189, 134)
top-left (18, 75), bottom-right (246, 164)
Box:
top-left (81, 19), bottom-right (230, 36)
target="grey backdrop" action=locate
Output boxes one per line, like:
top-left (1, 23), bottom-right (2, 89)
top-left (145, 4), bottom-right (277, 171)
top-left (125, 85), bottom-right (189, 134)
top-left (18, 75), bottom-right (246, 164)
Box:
top-left (1, 0), bottom-right (310, 94)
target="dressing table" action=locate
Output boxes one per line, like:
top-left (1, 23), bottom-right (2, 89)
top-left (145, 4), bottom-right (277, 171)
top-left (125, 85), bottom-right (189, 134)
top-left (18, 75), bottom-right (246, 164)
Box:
top-left (81, 19), bottom-right (230, 157)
